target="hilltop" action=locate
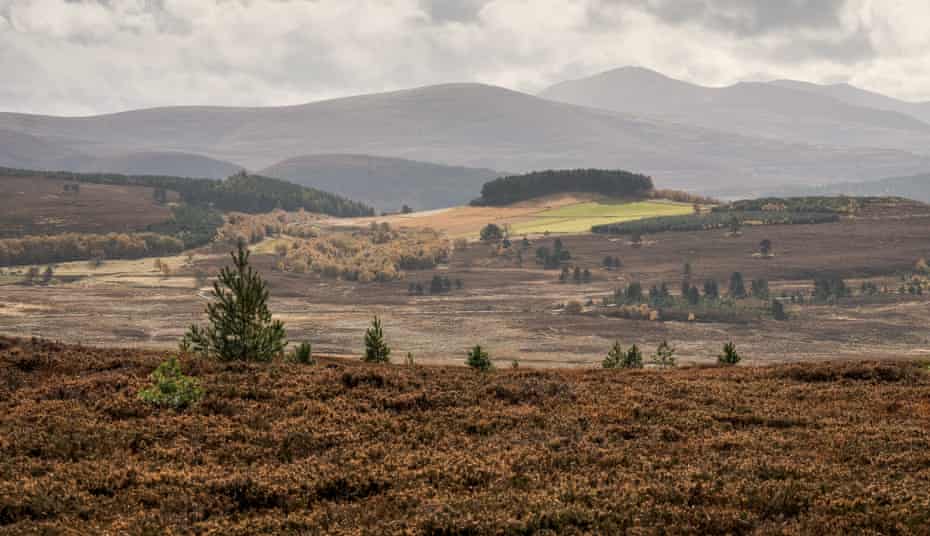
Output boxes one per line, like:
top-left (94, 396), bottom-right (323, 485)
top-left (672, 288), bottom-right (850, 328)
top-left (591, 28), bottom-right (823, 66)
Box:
top-left (261, 154), bottom-right (500, 212)
top-left (3, 83), bottom-right (930, 197)
top-left (539, 66), bottom-right (930, 155)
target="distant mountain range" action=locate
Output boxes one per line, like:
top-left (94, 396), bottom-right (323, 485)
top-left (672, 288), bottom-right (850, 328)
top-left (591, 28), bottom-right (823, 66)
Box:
top-left (3, 69), bottom-right (930, 206)
top-left (539, 66), bottom-right (930, 154)
top-left (260, 154), bottom-right (500, 212)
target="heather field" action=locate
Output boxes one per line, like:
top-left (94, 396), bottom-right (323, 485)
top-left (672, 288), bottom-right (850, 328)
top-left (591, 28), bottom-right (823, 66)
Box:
top-left (1, 337), bottom-right (929, 534)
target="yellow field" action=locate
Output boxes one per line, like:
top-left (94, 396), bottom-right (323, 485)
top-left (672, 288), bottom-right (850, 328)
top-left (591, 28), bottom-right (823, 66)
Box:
top-left (508, 200), bottom-right (693, 234)
top-left (329, 195), bottom-right (696, 238)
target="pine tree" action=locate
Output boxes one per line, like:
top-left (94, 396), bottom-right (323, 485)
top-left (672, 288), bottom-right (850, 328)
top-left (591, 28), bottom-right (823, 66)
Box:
top-left (181, 241), bottom-right (286, 362)
top-left (602, 340), bottom-right (624, 369)
top-left (623, 344), bottom-right (644, 369)
top-left (729, 272), bottom-right (747, 299)
top-left (363, 316), bottom-right (391, 363)
top-left (466, 344), bottom-right (493, 371)
top-left (718, 342), bottom-right (741, 365)
top-left (772, 300), bottom-right (788, 321)
top-left (653, 340), bottom-right (676, 368)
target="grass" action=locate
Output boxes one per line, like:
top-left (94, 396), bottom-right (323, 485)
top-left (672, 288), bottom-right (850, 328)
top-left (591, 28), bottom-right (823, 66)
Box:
top-left (510, 200), bottom-right (693, 234)
top-left (2, 336), bottom-right (929, 533)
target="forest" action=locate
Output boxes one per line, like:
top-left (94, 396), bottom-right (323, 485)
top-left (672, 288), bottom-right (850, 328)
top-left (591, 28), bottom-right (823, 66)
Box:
top-left (472, 169), bottom-right (654, 206)
top-left (591, 210), bottom-right (839, 235)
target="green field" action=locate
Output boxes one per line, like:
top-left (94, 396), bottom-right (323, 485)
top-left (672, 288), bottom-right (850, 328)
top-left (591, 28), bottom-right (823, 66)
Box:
top-left (510, 200), bottom-right (694, 234)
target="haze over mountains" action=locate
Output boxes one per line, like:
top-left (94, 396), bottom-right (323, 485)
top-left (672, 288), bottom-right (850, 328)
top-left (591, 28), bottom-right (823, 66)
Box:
top-left (261, 154), bottom-right (499, 211)
top-left (3, 68), bottom-right (930, 205)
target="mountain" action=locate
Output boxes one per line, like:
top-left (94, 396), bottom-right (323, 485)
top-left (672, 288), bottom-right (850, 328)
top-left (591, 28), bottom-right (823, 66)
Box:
top-left (769, 79), bottom-right (930, 124)
top-left (261, 154), bottom-right (500, 211)
top-left (769, 173), bottom-right (930, 203)
top-left (539, 66), bottom-right (930, 154)
top-left (72, 151), bottom-right (242, 180)
top-left (2, 83), bottom-right (930, 195)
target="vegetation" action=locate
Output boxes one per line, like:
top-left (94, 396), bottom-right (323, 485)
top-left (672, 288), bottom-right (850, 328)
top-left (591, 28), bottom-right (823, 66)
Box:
top-left (509, 200), bottom-right (693, 235)
top-left (146, 205), bottom-right (225, 249)
top-left (652, 340), bottom-right (676, 368)
top-left (288, 342), bottom-right (314, 365)
top-left (592, 210), bottom-right (839, 236)
top-left (4, 338), bottom-right (930, 533)
top-left (466, 344), bottom-right (493, 371)
top-left (602, 341), bottom-right (643, 369)
top-left (0, 167), bottom-right (374, 217)
top-left (363, 316), bottom-right (391, 364)
top-left (717, 196), bottom-right (892, 214)
top-left (181, 242), bottom-right (287, 362)
top-left (136, 356), bottom-right (203, 409)
top-left (276, 223), bottom-right (450, 283)
top-left (472, 169), bottom-right (653, 206)
top-left (480, 223), bottom-right (504, 242)
top-left (718, 342), bottom-right (742, 366)
top-left (0, 232), bottom-right (184, 267)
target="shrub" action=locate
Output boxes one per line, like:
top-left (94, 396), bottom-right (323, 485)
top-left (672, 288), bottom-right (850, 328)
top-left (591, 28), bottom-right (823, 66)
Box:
top-left (480, 224), bottom-right (504, 242)
top-left (564, 301), bottom-right (584, 314)
top-left (466, 345), bottom-right (493, 371)
top-left (363, 316), bottom-right (391, 363)
top-left (718, 342), bottom-right (741, 366)
top-left (772, 300), bottom-right (788, 321)
top-left (137, 356), bottom-right (204, 409)
top-left (289, 342), bottom-right (314, 365)
top-left (181, 242), bottom-right (287, 362)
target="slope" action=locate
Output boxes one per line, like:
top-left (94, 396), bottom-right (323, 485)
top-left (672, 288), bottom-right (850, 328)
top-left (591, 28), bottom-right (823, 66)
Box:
top-left (261, 154), bottom-right (500, 211)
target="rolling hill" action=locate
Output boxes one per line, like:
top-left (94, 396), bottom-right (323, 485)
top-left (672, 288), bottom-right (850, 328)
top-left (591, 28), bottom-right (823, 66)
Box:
top-left (261, 154), bottom-right (500, 211)
top-left (2, 83), bottom-right (930, 197)
top-left (770, 172), bottom-right (930, 203)
top-left (769, 79), bottom-right (930, 124)
top-left (539, 66), bottom-right (930, 154)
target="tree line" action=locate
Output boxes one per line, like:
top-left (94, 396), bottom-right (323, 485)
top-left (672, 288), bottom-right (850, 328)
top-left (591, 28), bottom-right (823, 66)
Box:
top-left (471, 169), bottom-right (654, 206)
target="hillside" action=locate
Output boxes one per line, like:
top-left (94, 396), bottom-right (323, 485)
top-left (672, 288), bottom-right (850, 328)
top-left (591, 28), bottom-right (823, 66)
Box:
top-left (770, 79), bottom-right (930, 124)
top-left (770, 173), bottom-right (930, 203)
top-left (70, 151), bottom-right (242, 180)
top-left (261, 154), bottom-right (500, 211)
top-left (539, 66), bottom-right (930, 154)
top-left (3, 84), bottom-right (930, 194)
top-left (1, 337), bottom-right (928, 533)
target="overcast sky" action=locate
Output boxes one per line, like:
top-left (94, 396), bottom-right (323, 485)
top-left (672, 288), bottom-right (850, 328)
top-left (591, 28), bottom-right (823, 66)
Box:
top-left (3, 0), bottom-right (930, 115)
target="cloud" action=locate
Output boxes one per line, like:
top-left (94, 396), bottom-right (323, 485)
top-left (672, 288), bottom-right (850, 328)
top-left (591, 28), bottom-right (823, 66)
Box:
top-left (1, 0), bottom-right (930, 114)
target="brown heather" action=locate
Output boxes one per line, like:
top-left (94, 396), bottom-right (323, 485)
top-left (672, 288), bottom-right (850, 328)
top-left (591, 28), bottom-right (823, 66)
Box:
top-left (1, 336), bottom-right (929, 534)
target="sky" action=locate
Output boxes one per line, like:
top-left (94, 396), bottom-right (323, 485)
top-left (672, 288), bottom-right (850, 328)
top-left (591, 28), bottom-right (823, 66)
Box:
top-left (3, 0), bottom-right (930, 115)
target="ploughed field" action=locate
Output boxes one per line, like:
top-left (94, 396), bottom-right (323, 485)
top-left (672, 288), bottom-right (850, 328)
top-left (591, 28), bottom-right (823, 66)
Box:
top-left (3, 200), bottom-right (930, 366)
top-left (1, 337), bottom-right (929, 533)
top-left (0, 176), bottom-right (174, 237)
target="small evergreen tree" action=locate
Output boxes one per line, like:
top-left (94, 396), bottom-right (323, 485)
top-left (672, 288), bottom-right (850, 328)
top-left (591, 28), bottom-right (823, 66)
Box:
top-left (772, 300), bottom-right (788, 321)
top-left (363, 316), bottom-right (391, 363)
top-left (582, 268), bottom-right (592, 283)
top-left (703, 279), bottom-right (720, 300)
top-left (602, 341), bottom-right (625, 369)
top-left (623, 344), bottom-right (644, 369)
top-left (466, 344), bottom-right (493, 371)
top-left (181, 242), bottom-right (286, 362)
top-left (728, 272), bottom-right (747, 299)
top-left (751, 278), bottom-right (770, 300)
top-left (759, 239), bottom-right (773, 256)
top-left (653, 340), bottom-right (676, 368)
top-left (718, 342), bottom-right (741, 365)
top-left (573, 266), bottom-right (582, 284)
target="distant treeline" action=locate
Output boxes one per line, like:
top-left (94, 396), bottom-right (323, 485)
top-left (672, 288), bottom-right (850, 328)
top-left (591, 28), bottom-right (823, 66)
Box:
top-left (0, 167), bottom-right (374, 218)
top-left (715, 196), bottom-right (896, 214)
top-left (472, 169), bottom-right (654, 206)
top-left (0, 232), bottom-right (184, 267)
top-left (592, 211), bottom-right (839, 235)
